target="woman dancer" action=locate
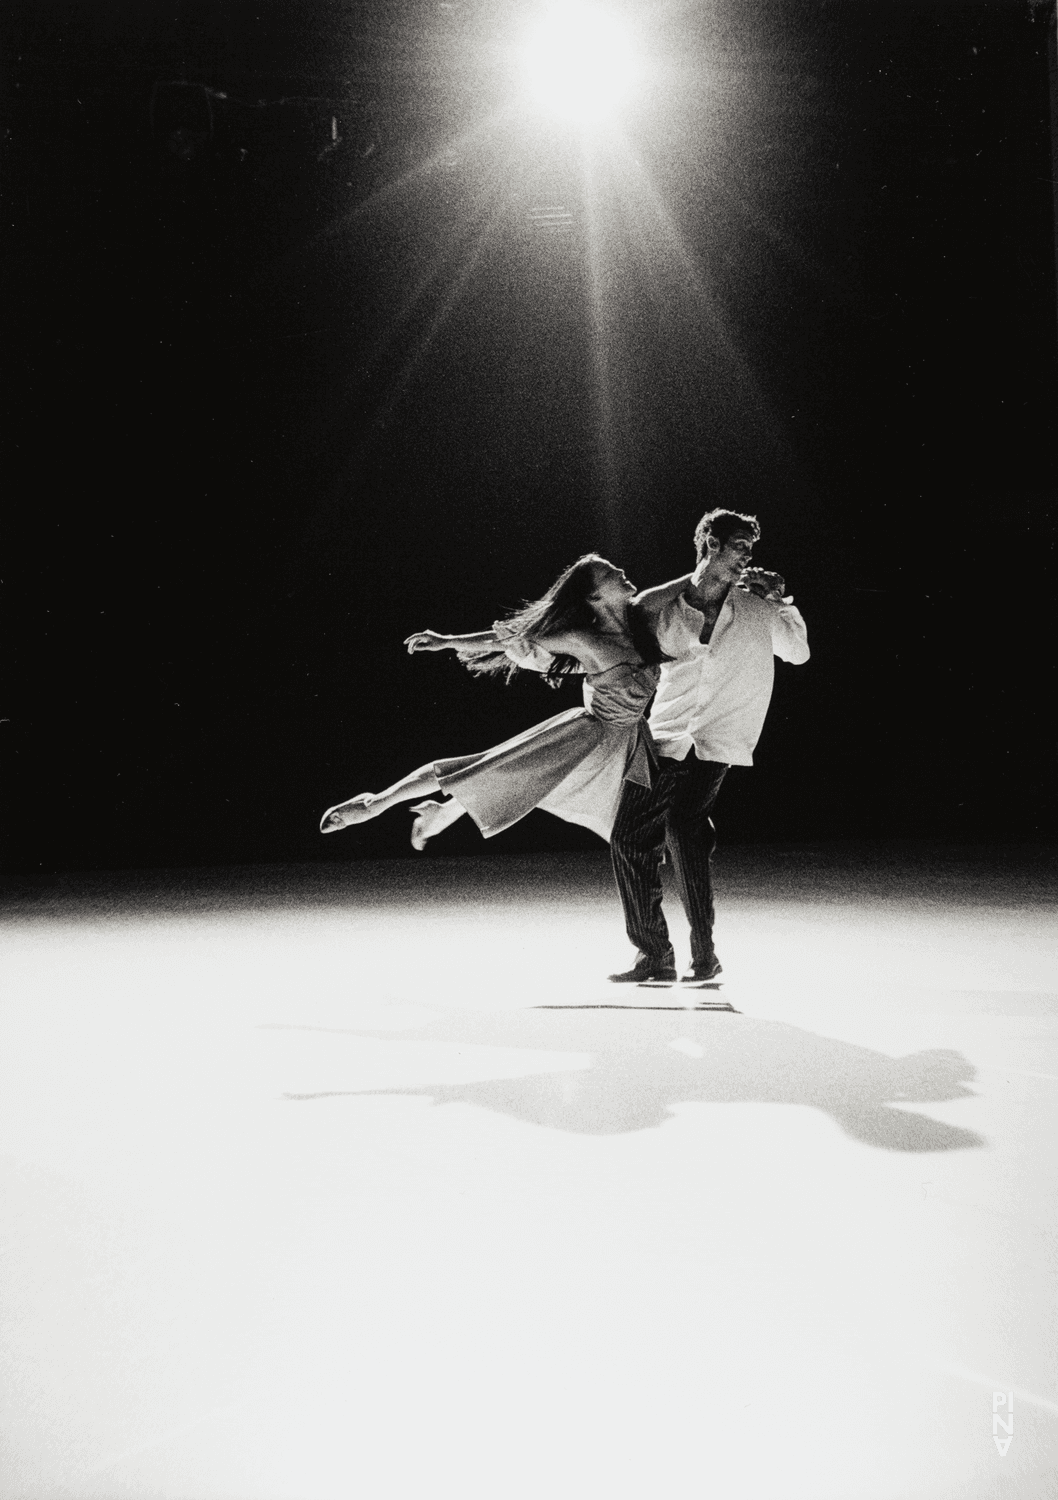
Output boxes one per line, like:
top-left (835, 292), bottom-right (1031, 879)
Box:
top-left (319, 554), bottom-right (667, 849)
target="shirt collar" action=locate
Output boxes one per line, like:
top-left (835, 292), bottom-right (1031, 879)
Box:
top-left (679, 570), bottom-right (735, 618)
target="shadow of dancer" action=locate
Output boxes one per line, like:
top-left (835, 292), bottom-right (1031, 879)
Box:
top-left (281, 1009), bottom-right (983, 1152)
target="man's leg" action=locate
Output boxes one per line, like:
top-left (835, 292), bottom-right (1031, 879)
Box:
top-left (609, 765), bottom-right (679, 978)
top-left (665, 758), bottom-right (729, 975)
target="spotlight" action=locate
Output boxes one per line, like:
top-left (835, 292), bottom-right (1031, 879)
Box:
top-left (515, 4), bottom-right (641, 124)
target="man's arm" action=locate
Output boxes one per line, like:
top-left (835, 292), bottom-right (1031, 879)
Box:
top-left (736, 569), bottom-right (809, 664)
top-left (632, 576), bottom-right (693, 617)
top-left (632, 576), bottom-right (695, 656)
top-left (769, 601), bottom-right (810, 664)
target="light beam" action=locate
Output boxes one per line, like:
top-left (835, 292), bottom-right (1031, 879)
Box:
top-left (515, 4), bottom-right (641, 125)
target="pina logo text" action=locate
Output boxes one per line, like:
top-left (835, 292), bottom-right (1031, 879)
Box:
top-left (992, 1392), bottom-right (1014, 1456)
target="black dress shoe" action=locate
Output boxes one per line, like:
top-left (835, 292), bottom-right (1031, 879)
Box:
top-left (608, 954), bottom-right (678, 984)
top-left (680, 957), bottom-right (723, 983)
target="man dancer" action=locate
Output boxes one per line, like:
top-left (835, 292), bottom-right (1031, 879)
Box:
top-left (608, 509), bottom-right (809, 985)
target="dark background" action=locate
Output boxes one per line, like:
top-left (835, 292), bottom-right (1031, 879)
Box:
top-left (3, 0), bottom-right (1056, 877)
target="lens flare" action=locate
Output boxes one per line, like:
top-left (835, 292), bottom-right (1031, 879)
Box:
top-left (516, 5), bottom-right (641, 124)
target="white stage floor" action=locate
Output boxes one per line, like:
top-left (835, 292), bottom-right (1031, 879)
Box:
top-left (1, 844), bottom-right (1056, 1500)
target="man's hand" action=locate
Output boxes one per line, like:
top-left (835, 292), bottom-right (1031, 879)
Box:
top-left (404, 630), bottom-right (450, 653)
top-left (738, 568), bottom-right (786, 603)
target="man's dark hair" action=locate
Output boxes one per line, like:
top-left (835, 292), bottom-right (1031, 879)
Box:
top-left (693, 508), bottom-right (761, 559)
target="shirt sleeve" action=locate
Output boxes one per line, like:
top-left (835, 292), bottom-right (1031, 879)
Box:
top-left (770, 602), bottom-right (810, 663)
top-left (654, 597), bottom-right (698, 658)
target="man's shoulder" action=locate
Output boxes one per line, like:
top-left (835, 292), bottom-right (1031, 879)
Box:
top-left (632, 575), bottom-right (693, 619)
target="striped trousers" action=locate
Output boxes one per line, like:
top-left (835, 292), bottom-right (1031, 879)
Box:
top-left (610, 755), bottom-right (729, 969)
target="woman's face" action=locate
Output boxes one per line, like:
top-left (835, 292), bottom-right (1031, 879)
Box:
top-left (588, 562), bottom-right (636, 611)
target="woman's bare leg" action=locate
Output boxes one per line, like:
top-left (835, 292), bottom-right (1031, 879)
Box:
top-left (320, 763), bottom-right (444, 833)
top-left (409, 798), bottom-right (467, 850)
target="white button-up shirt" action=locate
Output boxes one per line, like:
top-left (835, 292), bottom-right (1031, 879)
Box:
top-left (645, 582), bottom-right (809, 765)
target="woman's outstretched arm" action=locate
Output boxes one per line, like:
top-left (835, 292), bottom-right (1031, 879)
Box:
top-left (404, 629), bottom-right (499, 655)
top-left (405, 625), bottom-right (561, 676)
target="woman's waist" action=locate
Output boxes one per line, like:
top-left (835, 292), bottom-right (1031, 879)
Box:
top-left (585, 702), bottom-right (652, 728)
top-left (583, 685), bottom-right (654, 724)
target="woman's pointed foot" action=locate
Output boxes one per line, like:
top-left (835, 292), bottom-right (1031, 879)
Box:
top-left (409, 799), bottom-right (445, 851)
top-left (320, 794), bottom-right (380, 834)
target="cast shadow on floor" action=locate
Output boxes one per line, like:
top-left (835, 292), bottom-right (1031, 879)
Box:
top-left (280, 1008), bottom-right (983, 1152)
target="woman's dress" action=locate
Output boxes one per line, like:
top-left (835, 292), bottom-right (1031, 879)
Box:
top-left (433, 660), bottom-right (660, 842)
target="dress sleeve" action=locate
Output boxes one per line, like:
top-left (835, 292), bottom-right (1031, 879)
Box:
top-left (492, 621), bottom-right (555, 673)
top-left (770, 602), bottom-right (810, 664)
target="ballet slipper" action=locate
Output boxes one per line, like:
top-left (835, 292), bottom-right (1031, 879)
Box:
top-left (409, 799), bottom-right (443, 852)
top-left (320, 794), bottom-right (379, 834)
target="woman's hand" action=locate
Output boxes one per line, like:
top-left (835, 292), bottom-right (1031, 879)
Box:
top-left (404, 630), bottom-right (451, 654)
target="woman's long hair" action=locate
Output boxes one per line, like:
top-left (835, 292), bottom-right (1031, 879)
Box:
top-left (460, 553), bottom-right (668, 690)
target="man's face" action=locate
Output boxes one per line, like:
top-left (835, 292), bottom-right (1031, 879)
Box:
top-left (709, 529), bottom-right (756, 583)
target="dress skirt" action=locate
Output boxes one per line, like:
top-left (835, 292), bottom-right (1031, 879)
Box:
top-left (433, 706), bottom-right (654, 843)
